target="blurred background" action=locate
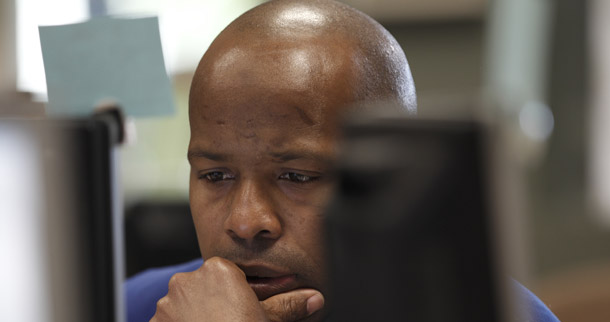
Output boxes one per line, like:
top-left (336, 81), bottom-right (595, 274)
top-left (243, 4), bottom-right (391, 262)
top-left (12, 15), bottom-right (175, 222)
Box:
top-left (1, 0), bottom-right (609, 321)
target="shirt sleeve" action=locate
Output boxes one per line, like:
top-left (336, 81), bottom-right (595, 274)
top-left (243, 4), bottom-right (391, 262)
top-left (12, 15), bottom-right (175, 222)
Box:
top-left (125, 258), bottom-right (203, 322)
top-left (514, 280), bottom-right (560, 322)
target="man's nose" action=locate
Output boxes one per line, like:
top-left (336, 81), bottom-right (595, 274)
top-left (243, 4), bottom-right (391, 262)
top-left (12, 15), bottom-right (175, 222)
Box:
top-left (224, 179), bottom-right (282, 242)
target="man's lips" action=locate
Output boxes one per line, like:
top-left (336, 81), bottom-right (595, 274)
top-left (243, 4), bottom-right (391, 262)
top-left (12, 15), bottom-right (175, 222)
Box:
top-left (238, 264), bottom-right (299, 300)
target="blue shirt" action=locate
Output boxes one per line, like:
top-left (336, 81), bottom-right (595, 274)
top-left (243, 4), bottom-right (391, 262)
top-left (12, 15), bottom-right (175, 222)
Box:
top-left (125, 258), bottom-right (560, 322)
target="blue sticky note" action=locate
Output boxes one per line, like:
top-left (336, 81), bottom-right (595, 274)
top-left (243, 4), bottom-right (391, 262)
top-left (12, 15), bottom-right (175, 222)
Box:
top-left (39, 16), bottom-right (175, 117)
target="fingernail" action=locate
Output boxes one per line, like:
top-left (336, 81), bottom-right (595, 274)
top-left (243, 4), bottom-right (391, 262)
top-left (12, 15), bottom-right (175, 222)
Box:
top-left (306, 293), bottom-right (324, 316)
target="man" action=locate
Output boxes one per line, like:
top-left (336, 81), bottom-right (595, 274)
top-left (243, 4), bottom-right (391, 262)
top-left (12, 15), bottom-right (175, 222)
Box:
top-left (127, 1), bottom-right (559, 321)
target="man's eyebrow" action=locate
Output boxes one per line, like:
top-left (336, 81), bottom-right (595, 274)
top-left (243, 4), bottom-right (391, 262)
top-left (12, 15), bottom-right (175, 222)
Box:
top-left (269, 151), bottom-right (333, 164)
top-left (187, 149), bottom-right (230, 162)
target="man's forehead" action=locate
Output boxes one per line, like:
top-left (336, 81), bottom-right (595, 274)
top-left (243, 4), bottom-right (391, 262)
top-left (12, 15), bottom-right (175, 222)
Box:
top-left (191, 95), bottom-right (325, 129)
top-left (187, 127), bottom-right (338, 169)
top-left (189, 42), bottom-right (360, 135)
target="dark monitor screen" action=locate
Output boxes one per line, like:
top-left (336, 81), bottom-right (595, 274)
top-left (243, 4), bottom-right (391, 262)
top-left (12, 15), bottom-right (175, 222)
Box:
top-left (326, 117), bottom-right (501, 322)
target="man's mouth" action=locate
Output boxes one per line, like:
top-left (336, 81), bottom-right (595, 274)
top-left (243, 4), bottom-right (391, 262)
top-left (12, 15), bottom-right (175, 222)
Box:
top-left (239, 264), bottom-right (299, 300)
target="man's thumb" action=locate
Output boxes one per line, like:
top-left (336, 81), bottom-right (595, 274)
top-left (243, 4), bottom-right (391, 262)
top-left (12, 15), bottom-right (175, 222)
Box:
top-left (260, 289), bottom-right (325, 322)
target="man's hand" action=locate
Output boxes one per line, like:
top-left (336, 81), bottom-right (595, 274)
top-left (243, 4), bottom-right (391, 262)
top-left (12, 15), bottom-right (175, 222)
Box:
top-left (150, 257), bottom-right (324, 322)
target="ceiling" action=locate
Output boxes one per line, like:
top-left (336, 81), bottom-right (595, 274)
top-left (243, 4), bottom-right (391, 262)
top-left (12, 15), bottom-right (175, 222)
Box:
top-left (340, 0), bottom-right (488, 23)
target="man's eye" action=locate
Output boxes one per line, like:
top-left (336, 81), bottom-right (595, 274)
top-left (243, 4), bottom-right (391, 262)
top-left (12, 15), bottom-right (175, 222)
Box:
top-left (279, 172), bottom-right (319, 184)
top-left (200, 171), bottom-right (234, 182)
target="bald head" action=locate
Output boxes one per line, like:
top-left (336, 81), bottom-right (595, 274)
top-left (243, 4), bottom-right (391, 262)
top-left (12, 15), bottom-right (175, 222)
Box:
top-left (187, 3), bottom-right (416, 320)
top-left (189, 0), bottom-right (416, 118)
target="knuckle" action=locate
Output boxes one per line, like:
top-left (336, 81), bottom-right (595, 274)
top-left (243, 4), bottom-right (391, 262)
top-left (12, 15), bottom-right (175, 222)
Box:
top-left (167, 273), bottom-right (179, 287)
top-left (153, 297), bottom-right (173, 321)
top-left (167, 272), bottom-right (186, 291)
top-left (201, 256), bottom-right (243, 278)
top-left (155, 296), bottom-right (169, 311)
top-left (201, 256), bottom-right (229, 270)
top-left (201, 256), bottom-right (225, 268)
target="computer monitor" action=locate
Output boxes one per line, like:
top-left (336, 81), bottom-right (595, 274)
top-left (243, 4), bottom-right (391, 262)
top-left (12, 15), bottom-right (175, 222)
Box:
top-left (0, 113), bottom-right (125, 322)
top-left (326, 116), bottom-right (507, 322)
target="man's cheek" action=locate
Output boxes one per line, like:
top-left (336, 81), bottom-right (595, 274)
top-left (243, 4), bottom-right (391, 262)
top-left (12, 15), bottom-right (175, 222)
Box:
top-left (195, 226), bottom-right (221, 260)
top-left (191, 211), bottom-right (221, 259)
